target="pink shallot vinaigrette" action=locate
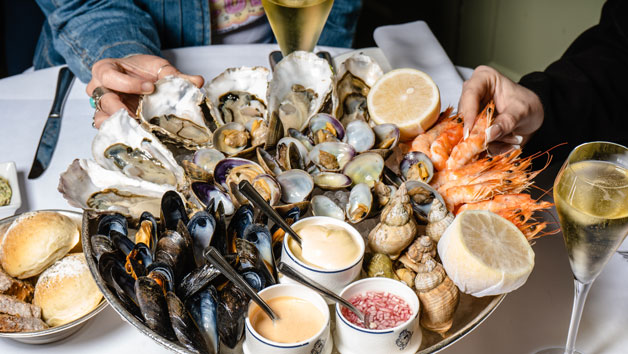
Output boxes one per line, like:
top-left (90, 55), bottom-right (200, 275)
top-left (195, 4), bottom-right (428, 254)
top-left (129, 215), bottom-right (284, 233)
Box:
top-left (341, 291), bottom-right (412, 330)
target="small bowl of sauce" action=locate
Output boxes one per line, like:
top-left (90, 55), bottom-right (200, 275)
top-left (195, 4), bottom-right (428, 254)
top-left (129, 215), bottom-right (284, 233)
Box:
top-left (280, 216), bottom-right (365, 295)
top-left (244, 283), bottom-right (331, 354)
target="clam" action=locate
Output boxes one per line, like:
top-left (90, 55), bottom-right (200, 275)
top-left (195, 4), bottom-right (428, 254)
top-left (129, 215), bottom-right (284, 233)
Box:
top-left (92, 109), bottom-right (188, 190)
top-left (245, 117), bottom-right (269, 147)
top-left (344, 120), bottom-right (375, 153)
top-left (311, 195), bottom-right (345, 221)
top-left (312, 172), bottom-right (352, 190)
top-left (138, 76), bottom-right (212, 149)
top-left (373, 181), bottom-right (396, 208)
top-left (256, 148), bottom-right (282, 176)
top-left (205, 66), bottom-right (269, 126)
top-left (371, 124), bottom-right (400, 158)
top-left (404, 180), bottom-right (446, 222)
top-left (336, 53), bottom-right (383, 125)
top-left (400, 151), bottom-right (434, 183)
top-left (276, 137), bottom-right (310, 170)
top-left (252, 174), bottom-right (282, 206)
top-left (276, 170), bottom-right (314, 204)
top-left (308, 113), bottom-right (345, 144)
top-left (266, 51), bottom-right (336, 146)
top-left (190, 148), bottom-right (225, 179)
top-left (288, 128), bottom-right (315, 151)
top-left (346, 183), bottom-right (373, 224)
top-left (213, 158), bottom-right (264, 190)
top-left (191, 182), bottom-right (235, 216)
top-left (343, 152), bottom-right (384, 188)
top-left (212, 122), bottom-right (253, 156)
top-left (309, 142), bottom-right (355, 172)
top-left (59, 159), bottom-right (168, 219)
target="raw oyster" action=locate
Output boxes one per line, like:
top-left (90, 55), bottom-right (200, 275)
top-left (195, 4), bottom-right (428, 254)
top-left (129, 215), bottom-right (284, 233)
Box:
top-left (58, 159), bottom-right (170, 218)
top-left (336, 53), bottom-right (383, 125)
top-left (266, 51), bottom-right (336, 146)
top-left (205, 66), bottom-right (269, 126)
top-left (138, 76), bottom-right (212, 149)
top-left (92, 109), bottom-right (187, 190)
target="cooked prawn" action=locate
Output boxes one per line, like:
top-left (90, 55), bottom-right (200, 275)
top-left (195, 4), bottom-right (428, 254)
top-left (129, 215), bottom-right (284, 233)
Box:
top-left (409, 107), bottom-right (456, 157)
top-left (430, 119), bottom-right (463, 171)
top-left (457, 193), bottom-right (553, 214)
top-left (440, 181), bottom-right (498, 210)
top-left (446, 101), bottom-right (495, 170)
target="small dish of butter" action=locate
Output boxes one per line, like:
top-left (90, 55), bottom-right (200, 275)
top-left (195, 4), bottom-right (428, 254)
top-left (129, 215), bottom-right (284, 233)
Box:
top-left (0, 162), bottom-right (21, 219)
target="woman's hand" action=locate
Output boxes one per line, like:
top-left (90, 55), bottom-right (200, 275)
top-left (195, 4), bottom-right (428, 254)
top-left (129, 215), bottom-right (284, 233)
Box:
top-left (86, 54), bottom-right (204, 128)
top-left (458, 65), bottom-right (544, 154)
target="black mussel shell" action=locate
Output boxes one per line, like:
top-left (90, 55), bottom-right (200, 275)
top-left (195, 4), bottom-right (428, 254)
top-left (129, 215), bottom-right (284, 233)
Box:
top-left (91, 234), bottom-right (114, 262)
top-left (161, 190), bottom-right (189, 232)
top-left (270, 205), bottom-right (301, 260)
top-left (125, 243), bottom-right (153, 279)
top-left (99, 252), bottom-right (141, 318)
top-left (154, 229), bottom-right (194, 282)
top-left (147, 263), bottom-right (175, 294)
top-left (235, 238), bottom-right (275, 285)
top-left (217, 283), bottom-right (248, 349)
top-left (135, 276), bottom-right (176, 341)
top-left (138, 211), bottom-right (159, 251)
top-left (187, 211), bottom-right (216, 267)
top-left (242, 224), bottom-right (276, 281)
top-left (186, 285), bottom-right (220, 354)
top-left (110, 230), bottom-right (135, 257)
top-left (98, 213), bottom-right (128, 237)
top-left (166, 291), bottom-right (210, 354)
top-left (177, 263), bottom-right (222, 301)
top-left (228, 204), bottom-right (254, 241)
top-left (240, 269), bottom-right (267, 292)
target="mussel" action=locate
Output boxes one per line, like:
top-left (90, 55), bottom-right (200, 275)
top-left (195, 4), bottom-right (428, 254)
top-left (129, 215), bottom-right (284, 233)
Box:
top-left (186, 286), bottom-right (220, 354)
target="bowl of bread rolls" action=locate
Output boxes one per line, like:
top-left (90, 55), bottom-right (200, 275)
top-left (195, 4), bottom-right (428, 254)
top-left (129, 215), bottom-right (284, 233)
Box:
top-left (0, 210), bottom-right (106, 344)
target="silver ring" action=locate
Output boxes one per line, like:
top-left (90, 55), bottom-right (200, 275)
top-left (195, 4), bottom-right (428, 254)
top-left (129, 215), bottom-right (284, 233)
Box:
top-left (156, 64), bottom-right (173, 79)
top-left (91, 86), bottom-right (113, 112)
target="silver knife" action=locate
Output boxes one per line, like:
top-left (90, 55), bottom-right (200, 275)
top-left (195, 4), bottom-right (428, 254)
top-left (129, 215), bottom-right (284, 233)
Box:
top-left (28, 66), bottom-right (75, 179)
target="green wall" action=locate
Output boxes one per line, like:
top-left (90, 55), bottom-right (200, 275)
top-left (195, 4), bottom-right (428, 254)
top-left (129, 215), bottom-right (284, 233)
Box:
top-left (455, 0), bottom-right (605, 80)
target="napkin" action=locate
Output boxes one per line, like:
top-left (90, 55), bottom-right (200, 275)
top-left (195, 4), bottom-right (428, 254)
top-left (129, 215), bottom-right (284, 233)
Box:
top-left (373, 21), bottom-right (463, 109)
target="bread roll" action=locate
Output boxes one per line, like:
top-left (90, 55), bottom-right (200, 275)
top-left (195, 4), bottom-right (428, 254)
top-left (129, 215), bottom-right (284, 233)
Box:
top-left (33, 253), bottom-right (103, 327)
top-left (0, 211), bottom-right (79, 279)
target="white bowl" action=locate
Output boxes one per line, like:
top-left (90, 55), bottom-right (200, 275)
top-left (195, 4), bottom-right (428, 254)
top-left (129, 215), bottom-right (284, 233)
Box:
top-left (0, 162), bottom-right (21, 219)
top-left (334, 277), bottom-right (421, 354)
top-left (243, 283), bottom-right (332, 354)
top-left (279, 216), bottom-right (365, 295)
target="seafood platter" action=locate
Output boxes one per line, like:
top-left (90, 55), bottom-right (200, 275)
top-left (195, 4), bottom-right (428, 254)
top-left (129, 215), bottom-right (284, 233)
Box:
top-left (59, 51), bottom-right (553, 353)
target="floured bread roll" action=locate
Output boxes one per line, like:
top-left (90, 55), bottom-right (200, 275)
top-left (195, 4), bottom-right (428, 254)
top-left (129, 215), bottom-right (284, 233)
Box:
top-left (0, 211), bottom-right (79, 279)
top-left (33, 253), bottom-right (102, 327)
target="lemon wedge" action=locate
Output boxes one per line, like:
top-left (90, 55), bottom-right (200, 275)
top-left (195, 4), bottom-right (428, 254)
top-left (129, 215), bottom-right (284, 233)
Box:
top-left (367, 68), bottom-right (440, 141)
top-left (437, 210), bottom-right (535, 297)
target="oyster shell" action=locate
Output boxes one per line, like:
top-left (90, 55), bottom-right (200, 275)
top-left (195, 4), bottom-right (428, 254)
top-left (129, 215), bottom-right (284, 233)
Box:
top-left (138, 76), bottom-right (212, 149)
top-left (205, 66), bottom-right (270, 126)
top-left (58, 159), bottom-right (170, 218)
top-left (336, 53), bottom-right (383, 125)
top-left (266, 51), bottom-right (336, 145)
top-left (92, 109), bottom-right (187, 190)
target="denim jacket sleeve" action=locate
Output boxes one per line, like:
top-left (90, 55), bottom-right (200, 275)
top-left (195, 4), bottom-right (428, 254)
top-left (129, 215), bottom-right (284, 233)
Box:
top-left (318, 0), bottom-right (362, 48)
top-left (35, 0), bottom-right (162, 82)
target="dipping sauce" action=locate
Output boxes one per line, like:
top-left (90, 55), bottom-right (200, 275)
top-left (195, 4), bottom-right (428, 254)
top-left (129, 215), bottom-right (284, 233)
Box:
top-left (288, 224), bottom-right (360, 270)
top-left (341, 291), bottom-right (412, 330)
top-left (250, 296), bottom-right (325, 343)
top-left (0, 176), bottom-right (11, 206)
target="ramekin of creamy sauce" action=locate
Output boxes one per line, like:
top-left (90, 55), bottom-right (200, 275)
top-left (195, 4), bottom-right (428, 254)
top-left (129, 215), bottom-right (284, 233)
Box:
top-left (244, 283), bottom-right (331, 354)
top-left (280, 216), bottom-right (365, 296)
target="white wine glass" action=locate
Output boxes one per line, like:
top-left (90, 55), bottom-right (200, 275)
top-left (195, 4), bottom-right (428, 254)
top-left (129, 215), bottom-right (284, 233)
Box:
top-left (537, 141), bottom-right (628, 354)
top-left (262, 0), bottom-right (334, 56)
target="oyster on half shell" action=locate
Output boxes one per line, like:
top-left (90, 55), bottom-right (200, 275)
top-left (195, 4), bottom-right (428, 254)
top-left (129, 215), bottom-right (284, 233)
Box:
top-left (92, 109), bottom-right (188, 191)
top-left (266, 51), bottom-right (336, 147)
top-left (58, 159), bottom-right (170, 218)
top-left (205, 66), bottom-right (270, 127)
top-left (336, 53), bottom-right (383, 126)
top-left (138, 76), bottom-right (212, 149)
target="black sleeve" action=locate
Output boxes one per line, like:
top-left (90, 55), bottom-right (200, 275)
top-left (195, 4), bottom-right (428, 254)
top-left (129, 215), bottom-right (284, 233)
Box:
top-left (519, 0), bottom-right (628, 161)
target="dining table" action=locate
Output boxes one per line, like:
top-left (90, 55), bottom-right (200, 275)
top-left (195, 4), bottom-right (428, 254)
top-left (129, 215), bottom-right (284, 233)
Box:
top-left (0, 27), bottom-right (627, 354)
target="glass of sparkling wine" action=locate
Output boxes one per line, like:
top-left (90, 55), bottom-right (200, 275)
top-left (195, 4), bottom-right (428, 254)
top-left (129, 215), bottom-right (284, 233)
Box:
top-left (537, 141), bottom-right (628, 354)
top-left (262, 0), bottom-right (334, 56)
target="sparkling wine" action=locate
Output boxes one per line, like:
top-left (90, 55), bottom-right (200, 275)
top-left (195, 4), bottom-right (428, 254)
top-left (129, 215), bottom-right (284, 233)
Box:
top-left (554, 160), bottom-right (628, 283)
top-left (262, 0), bottom-right (334, 55)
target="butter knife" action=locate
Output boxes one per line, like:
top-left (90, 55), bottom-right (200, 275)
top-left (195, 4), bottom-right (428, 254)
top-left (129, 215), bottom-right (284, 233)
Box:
top-left (28, 66), bottom-right (75, 179)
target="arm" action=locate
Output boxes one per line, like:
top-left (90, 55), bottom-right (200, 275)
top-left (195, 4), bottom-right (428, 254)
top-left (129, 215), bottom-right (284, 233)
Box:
top-left (520, 0), bottom-right (628, 157)
top-left (318, 0), bottom-right (362, 48)
top-left (36, 0), bottom-right (162, 82)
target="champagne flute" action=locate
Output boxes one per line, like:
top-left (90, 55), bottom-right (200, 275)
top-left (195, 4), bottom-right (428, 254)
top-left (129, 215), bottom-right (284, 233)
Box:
top-left (536, 141), bottom-right (628, 354)
top-left (262, 0), bottom-right (334, 56)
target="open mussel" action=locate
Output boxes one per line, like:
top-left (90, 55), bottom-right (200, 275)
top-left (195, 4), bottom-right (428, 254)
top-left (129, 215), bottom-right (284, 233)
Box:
top-left (135, 211), bottom-right (158, 252)
top-left (125, 243), bottom-right (153, 279)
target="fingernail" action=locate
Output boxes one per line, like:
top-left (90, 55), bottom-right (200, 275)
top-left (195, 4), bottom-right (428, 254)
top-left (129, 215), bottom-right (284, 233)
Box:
top-left (513, 135), bottom-right (523, 144)
top-left (141, 82), bottom-right (154, 93)
top-left (485, 125), bottom-right (502, 142)
top-left (512, 144), bottom-right (521, 150)
top-left (463, 127), bottom-right (470, 140)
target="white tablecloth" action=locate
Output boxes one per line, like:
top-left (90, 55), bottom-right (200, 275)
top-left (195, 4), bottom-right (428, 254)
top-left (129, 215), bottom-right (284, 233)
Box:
top-left (0, 42), bottom-right (627, 354)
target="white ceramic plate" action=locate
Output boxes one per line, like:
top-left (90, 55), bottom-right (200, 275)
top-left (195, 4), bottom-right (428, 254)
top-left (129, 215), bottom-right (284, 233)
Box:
top-left (0, 162), bottom-right (21, 219)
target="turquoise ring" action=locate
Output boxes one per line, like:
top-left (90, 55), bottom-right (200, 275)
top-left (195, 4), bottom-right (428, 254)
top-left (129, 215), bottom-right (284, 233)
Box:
top-left (89, 97), bottom-right (96, 109)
